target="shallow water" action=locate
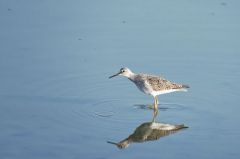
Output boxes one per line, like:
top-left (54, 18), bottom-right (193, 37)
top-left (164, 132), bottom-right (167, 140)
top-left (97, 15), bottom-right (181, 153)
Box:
top-left (0, 0), bottom-right (240, 159)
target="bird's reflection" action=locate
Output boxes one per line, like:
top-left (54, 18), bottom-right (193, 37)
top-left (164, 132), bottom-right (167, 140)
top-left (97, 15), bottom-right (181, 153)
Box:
top-left (107, 110), bottom-right (188, 149)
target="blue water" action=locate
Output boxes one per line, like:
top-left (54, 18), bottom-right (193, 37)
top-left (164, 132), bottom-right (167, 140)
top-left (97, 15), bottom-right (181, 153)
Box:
top-left (0, 0), bottom-right (240, 159)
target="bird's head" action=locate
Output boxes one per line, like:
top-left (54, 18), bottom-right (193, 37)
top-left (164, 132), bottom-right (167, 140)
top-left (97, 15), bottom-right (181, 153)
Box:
top-left (109, 67), bottom-right (133, 79)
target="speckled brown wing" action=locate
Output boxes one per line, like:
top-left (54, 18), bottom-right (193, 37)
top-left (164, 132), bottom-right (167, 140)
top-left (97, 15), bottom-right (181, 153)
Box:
top-left (146, 75), bottom-right (183, 91)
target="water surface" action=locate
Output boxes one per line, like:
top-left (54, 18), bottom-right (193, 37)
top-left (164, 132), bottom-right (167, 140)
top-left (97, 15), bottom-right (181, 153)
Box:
top-left (0, 0), bottom-right (240, 159)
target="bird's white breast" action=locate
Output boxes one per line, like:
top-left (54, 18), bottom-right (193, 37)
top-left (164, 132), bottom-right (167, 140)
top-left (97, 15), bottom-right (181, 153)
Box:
top-left (133, 80), bottom-right (153, 95)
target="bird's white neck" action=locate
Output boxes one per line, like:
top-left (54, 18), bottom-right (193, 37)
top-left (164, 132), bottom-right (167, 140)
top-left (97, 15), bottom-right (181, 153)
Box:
top-left (127, 72), bottom-right (136, 81)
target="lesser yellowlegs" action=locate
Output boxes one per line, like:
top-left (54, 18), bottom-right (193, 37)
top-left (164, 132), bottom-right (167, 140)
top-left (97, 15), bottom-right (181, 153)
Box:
top-left (109, 67), bottom-right (189, 110)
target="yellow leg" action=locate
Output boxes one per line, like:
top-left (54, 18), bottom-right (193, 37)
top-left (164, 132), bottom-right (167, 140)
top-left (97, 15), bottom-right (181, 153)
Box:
top-left (156, 97), bottom-right (159, 105)
top-left (152, 108), bottom-right (158, 122)
top-left (154, 96), bottom-right (158, 110)
top-left (152, 96), bottom-right (159, 122)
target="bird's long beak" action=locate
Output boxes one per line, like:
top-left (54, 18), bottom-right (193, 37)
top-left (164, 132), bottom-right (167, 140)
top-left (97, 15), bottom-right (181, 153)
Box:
top-left (107, 141), bottom-right (123, 149)
top-left (107, 141), bottom-right (119, 146)
top-left (109, 72), bottom-right (121, 79)
top-left (107, 141), bottom-right (126, 149)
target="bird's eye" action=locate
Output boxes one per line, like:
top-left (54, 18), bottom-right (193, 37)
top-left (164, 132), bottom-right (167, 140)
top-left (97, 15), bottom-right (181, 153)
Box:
top-left (121, 69), bottom-right (125, 73)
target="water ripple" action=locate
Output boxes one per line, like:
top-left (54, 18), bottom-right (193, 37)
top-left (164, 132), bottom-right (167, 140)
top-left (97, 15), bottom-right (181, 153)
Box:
top-left (134, 102), bottom-right (188, 111)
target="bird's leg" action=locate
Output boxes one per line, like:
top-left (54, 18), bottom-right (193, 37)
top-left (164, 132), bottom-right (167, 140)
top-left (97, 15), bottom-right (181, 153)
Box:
top-left (156, 97), bottom-right (159, 106)
top-left (152, 97), bottom-right (159, 122)
top-left (154, 96), bottom-right (158, 110)
top-left (152, 108), bottom-right (158, 122)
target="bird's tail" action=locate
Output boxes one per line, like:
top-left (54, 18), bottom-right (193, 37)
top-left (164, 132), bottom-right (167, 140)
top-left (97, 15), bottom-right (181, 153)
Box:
top-left (177, 84), bottom-right (189, 92)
